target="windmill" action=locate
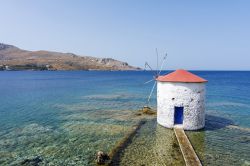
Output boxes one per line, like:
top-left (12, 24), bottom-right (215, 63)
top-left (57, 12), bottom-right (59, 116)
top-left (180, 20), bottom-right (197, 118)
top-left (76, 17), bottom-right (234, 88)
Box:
top-left (143, 49), bottom-right (168, 112)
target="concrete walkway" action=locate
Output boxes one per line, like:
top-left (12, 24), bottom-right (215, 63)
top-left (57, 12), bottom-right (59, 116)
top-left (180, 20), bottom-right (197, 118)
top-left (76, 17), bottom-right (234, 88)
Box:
top-left (174, 127), bottom-right (202, 166)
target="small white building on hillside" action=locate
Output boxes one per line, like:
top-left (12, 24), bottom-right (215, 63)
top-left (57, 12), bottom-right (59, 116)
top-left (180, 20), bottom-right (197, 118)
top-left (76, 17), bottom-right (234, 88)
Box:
top-left (156, 69), bottom-right (207, 130)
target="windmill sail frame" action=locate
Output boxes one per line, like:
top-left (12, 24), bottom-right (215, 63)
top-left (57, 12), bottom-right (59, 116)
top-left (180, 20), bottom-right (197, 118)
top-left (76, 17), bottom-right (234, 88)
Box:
top-left (144, 50), bottom-right (168, 106)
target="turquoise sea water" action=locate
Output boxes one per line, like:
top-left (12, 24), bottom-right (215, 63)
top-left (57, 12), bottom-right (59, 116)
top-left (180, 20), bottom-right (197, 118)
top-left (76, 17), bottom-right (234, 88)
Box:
top-left (0, 71), bottom-right (249, 165)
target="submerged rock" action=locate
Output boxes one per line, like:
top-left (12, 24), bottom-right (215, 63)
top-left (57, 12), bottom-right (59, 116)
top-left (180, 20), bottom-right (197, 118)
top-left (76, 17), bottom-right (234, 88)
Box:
top-left (135, 106), bottom-right (156, 117)
top-left (96, 151), bottom-right (110, 165)
top-left (20, 156), bottom-right (43, 166)
top-left (141, 106), bottom-right (156, 115)
top-left (21, 123), bottom-right (52, 134)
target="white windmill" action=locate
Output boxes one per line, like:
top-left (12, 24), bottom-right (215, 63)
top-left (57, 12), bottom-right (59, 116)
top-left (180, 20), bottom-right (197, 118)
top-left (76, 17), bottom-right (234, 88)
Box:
top-left (143, 49), bottom-right (168, 112)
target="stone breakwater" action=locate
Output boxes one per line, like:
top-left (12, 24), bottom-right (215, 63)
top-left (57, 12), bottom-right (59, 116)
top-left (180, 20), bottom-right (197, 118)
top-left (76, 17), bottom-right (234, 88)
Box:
top-left (107, 120), bottom-right (146, 165)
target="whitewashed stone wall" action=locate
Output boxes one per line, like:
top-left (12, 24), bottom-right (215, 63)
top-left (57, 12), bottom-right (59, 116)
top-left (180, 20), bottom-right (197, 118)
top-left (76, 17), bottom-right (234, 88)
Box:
top-left (157, 81), bottom-right (206, 130)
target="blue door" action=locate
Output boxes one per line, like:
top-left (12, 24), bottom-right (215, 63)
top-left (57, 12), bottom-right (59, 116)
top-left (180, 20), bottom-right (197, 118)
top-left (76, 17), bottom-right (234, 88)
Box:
top-left (174, 107), bottom-right (184, 124)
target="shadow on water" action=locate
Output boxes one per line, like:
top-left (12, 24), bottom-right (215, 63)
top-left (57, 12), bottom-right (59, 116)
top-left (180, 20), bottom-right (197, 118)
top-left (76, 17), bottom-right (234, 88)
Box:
top-left (204, 114), bottom-right (234, 131)
top-left (186, 114), bottom-right (234, 164)
top-left (187, 114), bottom-right (250, 166)
top-left (185, 114), bottom-right (234, 164)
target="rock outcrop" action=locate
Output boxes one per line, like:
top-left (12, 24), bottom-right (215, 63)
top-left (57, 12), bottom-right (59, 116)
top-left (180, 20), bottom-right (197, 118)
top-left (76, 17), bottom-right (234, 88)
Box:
top-left (96, 151), bottom-right (110, 165)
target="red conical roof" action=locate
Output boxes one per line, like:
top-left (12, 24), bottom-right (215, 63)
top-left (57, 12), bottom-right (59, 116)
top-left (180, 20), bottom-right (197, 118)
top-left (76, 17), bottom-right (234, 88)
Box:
top-left (157, 69), bottom-right (207, 83)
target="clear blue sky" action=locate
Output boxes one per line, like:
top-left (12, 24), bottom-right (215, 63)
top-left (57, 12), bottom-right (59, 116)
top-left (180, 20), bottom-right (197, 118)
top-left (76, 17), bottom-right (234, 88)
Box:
top-left (1, 0), bottom-right (250, 70)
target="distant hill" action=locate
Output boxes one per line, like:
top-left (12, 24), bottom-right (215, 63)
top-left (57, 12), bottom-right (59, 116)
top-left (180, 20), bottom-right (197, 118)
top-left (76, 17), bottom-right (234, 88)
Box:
top-left (0, 43), bottom-right (140, 71)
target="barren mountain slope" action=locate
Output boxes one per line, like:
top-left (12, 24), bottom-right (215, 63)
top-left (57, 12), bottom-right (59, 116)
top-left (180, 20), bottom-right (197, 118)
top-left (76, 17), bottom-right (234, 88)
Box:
top-left (0, 43), bottom-right (140, 71)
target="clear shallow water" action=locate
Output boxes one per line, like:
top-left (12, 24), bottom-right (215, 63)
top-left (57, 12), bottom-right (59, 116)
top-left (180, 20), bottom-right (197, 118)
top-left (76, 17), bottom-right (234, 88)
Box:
top-left (0, 71), bottom-right (250, 165)
top-left (117, 119), bottom-right (185, 166)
